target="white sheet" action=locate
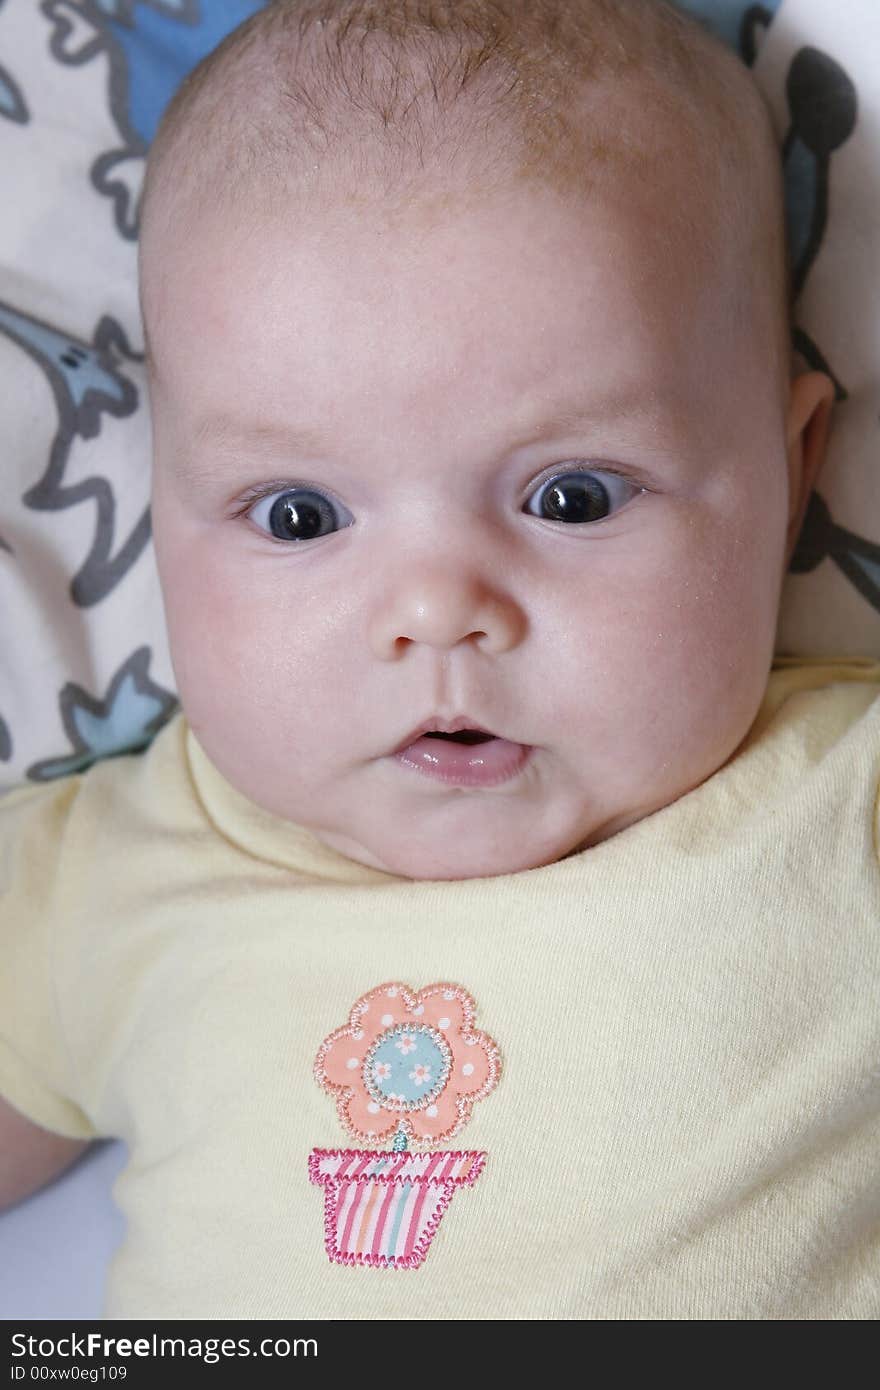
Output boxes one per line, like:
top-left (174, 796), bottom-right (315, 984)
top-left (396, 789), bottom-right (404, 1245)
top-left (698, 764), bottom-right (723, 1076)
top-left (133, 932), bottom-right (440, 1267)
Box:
top-left (0, 1141), bottom-right (126, 1319)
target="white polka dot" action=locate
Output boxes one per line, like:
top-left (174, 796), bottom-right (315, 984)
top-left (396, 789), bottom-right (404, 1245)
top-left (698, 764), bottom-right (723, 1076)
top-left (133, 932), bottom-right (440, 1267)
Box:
top-left (465, 1038), bottom-right (476, 1046)
top-left (367, 1102), bottom-right (380, 1115)
top-left (352, 1029), bottom-right (364, 1040)
top-left (386, 986), bottom-right (398, 997)
top-left (412, 1004), bottom-right (424, 1016)
top-left (443, 990), bottom-right (455, 1000)
top-left (346, 1057), bottom-right (359, 1071)
top-left (438, 1016), bottom-right (450, 1029)
top-left (381, 1013), bottom-right (394, 1026)
top-left (462, 1062), bottom-right (475, 1076)
top-left (426, 1105), bottom-right (438, 1117)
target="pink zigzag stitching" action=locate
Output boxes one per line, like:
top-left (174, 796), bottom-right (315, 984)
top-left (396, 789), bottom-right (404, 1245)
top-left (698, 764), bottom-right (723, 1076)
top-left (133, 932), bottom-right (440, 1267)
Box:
top-left (309, 1148), bottom-right (487, 1269)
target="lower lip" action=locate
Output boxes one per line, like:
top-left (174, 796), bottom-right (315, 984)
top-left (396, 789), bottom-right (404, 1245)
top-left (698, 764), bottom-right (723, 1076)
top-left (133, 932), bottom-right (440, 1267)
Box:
top-left (393, 736), bottom-right (532, 788)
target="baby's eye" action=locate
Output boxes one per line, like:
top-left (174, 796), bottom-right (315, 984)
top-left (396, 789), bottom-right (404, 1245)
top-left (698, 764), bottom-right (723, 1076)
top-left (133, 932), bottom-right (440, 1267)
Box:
top-left (523, 468), bottom-right (642, 524)
top-left (246, 487), bottom-right (354, 542)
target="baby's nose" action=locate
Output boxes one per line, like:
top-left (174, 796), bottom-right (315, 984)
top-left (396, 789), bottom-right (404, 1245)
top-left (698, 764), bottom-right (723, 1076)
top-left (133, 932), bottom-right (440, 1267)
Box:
top-left (369, 567), bottom-right (526, 659)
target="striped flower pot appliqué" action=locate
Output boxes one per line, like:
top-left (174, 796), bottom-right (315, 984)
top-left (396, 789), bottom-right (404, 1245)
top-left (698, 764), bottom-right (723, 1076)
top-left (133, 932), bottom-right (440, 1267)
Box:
top-left (311, 981), bottom-right (500, 1270)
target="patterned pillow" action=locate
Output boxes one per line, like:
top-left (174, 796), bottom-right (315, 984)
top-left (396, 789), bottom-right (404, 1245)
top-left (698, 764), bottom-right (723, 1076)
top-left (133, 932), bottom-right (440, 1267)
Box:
top-left (0, 0), bottom-right (876, 793)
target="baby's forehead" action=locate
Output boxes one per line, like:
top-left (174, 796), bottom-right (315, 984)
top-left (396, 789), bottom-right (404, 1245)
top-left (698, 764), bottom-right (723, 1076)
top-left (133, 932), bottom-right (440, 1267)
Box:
top-left (141, 138), bottom-right (740, 399)
top-left (140, 1), bottom-right (788, 397)
top-left (147, 181), bottom-right (754, 475)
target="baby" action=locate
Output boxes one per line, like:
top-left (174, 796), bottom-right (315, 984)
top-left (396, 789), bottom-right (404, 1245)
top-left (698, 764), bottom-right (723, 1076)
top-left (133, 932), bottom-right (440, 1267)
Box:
top-left (2, 0), bottom-right (879, 1320)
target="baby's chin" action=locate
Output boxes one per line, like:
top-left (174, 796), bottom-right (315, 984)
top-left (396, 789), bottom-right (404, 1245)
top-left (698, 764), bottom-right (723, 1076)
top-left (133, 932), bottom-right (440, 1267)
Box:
top-left (310, 821), bottom-right (591, 881)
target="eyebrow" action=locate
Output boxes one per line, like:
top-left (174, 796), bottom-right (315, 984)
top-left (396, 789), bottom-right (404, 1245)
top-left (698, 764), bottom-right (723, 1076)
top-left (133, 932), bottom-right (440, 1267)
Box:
top-left (176, 417), bottom-right (330, 489)
top-left (196, 386), bottom-right (664, 444)
top-left (193, 416), bottom-right (327, 456)
top-left (185, 384), bottom-right (681, 481)
top-left (521, 390), bottom-right (667, 442)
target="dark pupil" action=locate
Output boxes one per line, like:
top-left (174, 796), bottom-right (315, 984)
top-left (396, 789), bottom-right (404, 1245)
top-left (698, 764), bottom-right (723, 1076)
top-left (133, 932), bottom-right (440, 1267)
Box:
top-left (541, 473), bottom-right (609, 523)
top-left (268, 491), bottom-right (332, 541)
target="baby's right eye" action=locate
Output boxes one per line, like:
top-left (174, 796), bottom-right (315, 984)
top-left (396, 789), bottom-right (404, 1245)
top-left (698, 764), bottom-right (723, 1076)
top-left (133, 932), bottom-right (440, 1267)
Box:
top-left (246, 487), bottom-right (354, 543)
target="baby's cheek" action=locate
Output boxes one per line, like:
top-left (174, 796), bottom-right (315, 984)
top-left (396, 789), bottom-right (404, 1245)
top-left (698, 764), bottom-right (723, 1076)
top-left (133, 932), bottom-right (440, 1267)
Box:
top-left (160, 539), bottom-right (341, 752)
top-left (646, 509), bottom-right (782, 739)
top-left (591, 493), bottom-right (775, 689)
top-left (153, 522), bottom-right (256, 722)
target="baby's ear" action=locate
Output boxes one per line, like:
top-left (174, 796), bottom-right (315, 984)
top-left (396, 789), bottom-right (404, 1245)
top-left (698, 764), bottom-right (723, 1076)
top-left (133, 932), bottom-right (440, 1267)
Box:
top-left (783, 371), bottom-right (835, 568)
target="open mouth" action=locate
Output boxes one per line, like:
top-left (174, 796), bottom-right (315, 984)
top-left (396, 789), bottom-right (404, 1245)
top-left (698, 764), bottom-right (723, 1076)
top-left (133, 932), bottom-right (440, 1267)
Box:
top-left (393, 726), bottom-right (531, 787)
top-left (424, 731), bottom-right (495, 745)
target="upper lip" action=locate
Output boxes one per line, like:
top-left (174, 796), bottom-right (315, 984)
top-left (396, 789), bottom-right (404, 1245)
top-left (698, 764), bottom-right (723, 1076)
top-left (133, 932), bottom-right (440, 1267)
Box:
top-left (392, 716), bottom-right (498, 756)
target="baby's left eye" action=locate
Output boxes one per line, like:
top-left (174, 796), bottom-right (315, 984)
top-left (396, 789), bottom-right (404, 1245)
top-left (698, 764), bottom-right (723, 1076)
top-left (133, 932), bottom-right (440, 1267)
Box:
top-left (523, 468), bottom-right (642, 524)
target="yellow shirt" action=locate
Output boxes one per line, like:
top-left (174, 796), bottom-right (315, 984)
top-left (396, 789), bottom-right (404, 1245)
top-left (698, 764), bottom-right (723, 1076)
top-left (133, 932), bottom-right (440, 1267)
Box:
top-left (1, 657), bottom-right (879, 1319)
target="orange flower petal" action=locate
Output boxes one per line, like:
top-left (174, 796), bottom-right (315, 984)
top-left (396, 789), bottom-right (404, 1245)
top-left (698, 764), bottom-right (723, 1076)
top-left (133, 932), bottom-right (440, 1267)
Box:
top-left (345, 1090), bottom-right (399, 1142)
top-left (450, 1034), bottom-right (495, 1095)
top-left (321, 1031), bottom-right (369, 1087)
top-left (409, 1089), bottom-right (463, 1143)
top-left (416, 985), bottom-right (470, 1036)
top-left (356, 983), bottom-right (414, 1033)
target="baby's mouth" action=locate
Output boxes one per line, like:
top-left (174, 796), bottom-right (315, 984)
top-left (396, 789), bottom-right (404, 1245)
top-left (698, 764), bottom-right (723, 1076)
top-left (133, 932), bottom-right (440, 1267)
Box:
top-left (390, 718), bottom-right (501, 757)
top-left (423, 730), bottom-right (496, 745)
top-left (388, 720), bottom-right (533, 788)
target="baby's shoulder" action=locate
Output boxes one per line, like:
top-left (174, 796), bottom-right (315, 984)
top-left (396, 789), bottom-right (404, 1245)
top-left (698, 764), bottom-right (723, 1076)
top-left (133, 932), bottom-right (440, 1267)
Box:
top-left (0, 709), bottom-right (191, 867)
top-left (754, 656), bottom-right (880, 746)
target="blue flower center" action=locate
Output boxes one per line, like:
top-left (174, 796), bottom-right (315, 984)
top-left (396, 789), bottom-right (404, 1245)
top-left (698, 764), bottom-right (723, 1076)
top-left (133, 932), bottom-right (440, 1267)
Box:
top-left (363, 1024), bottom-right (451, 1110)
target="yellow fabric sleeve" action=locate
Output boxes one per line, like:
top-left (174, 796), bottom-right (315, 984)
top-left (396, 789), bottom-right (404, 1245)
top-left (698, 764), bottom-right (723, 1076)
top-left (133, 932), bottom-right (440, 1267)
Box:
top-left (0, 776), bottom-right (96, 1139)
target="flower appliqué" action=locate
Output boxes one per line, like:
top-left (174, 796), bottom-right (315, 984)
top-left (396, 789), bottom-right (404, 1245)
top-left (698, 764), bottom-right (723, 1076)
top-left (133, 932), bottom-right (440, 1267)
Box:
top-left (309, 980), bottom-right (500, 1270)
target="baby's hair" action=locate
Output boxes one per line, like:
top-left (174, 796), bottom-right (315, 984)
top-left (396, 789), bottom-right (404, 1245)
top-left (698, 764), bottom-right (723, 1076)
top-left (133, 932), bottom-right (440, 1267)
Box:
top-left (140, 0), bottom-right (791, 399)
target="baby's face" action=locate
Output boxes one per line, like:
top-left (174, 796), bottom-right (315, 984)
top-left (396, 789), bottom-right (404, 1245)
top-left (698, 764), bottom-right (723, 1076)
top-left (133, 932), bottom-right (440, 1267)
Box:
top-left (148, 177), bottom-right (802, 879)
